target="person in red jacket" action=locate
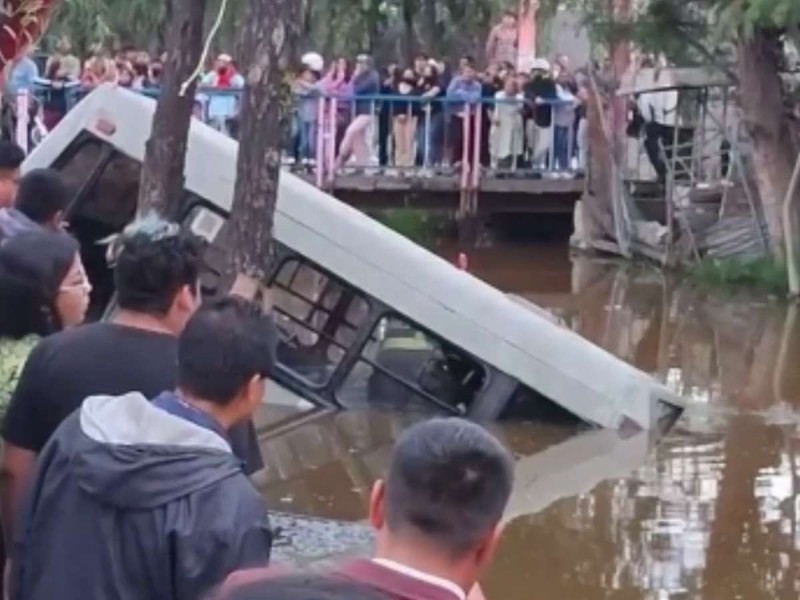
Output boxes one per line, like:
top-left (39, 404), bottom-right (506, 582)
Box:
top-left (223, 418), bottom-right (514, 600)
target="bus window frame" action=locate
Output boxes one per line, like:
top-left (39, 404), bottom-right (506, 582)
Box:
top-left (335, 311), bottom-right (491, 415)
top-left (51, 132), bottom-right (115, 223)
top-left (269, 255), bottom-right (373, 391)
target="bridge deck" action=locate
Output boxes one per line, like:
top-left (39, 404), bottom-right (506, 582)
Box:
top-left (298, 173), bottom-right (584, 214)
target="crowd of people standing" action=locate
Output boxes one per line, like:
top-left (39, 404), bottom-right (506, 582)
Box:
top-left (291, 46), bottom-right (588, 177)
top-left (3, 28), bottom-right (588, 178)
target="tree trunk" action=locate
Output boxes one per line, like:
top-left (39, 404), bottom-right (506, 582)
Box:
top-left (421, 0), bottom-right (438, 55)
top-left (225, 0), bottom-right (298, 288)
top-left (138, 0), bottom-right (206, 219)
top-left (401, 0), bottom-right (417, 65)
top-left (364, 0), bottom-right (383, 55)
top-left (737, 29), bottom-right (798, 258)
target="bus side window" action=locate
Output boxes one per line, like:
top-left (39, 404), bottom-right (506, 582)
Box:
top-left (336, 315), bottom-right (486, 414)
top-left (500, 384), bottom-right (582, 424)
top-left (270, 258), bottom-right (370, 388)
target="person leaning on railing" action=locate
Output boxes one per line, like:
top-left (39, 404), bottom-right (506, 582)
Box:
top-left (336, 55), bottom-right (379, 170)
top-left (522, 59), bottom-right (557, 169)
top-left (292, 66), bottom-right (323, 165)
top-left (492, 77), bottom-right (524, 169)
top-left (445, 58), bottom-right (482, 167)
top-left (416, 63), bottom-right (444, 168)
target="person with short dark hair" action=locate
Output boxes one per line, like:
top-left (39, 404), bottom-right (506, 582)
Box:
top-left (224, 418), bottom-right (514, 600)
top-left (338, 417), bottom-right (514, 600)
top-left (0, 169), bottom-right (71, 241)
top-left (10, 297), bottom-right (277, 600)
top-left (0, 216), bottom-right (264, 560)
top-left (214, 574), bottom-right (392, 600)
top-left (447, 60), bottom-right (483, 166)
top-left (0, 141), bottom-right (24, 209)
top-left (414, 53), bottom-right (430, 77)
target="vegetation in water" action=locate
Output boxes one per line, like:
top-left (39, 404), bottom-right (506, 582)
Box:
top-left (375, 209), bottom-right (440, 245)
top-left (687, 257), bottom-right (789, 296)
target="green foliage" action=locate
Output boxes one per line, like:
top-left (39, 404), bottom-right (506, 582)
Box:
top-left (46, 0), bottom-right (166, 55)
top-left (45, 0), bottom-right (516, 63)
top-left (375, 208), bottom-right (440, 244)
top-left (716, 0), bottom-right (800, 33)
top-left (687, 257), bottom-right (789, 296)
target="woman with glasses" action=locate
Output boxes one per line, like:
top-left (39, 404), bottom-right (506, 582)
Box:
top-left (0, 230), bottom-right (90, 415)
top-left (0, 230), bottom-right (89, 577)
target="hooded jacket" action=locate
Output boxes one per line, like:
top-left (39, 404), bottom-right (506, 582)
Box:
top-left (11, 392), bottom-right (272, 600)
top-left (0, 208), bottom-right (40, 243)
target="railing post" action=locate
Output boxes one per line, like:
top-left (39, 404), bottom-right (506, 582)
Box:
top-left (472, 102), bottom-right (482, 191)
top-left (327, 97), bottom-right (338, 186)
top-left (460, 104), bottom-right (471, 192)
top-left (16, 90), bottom-right (29, 154)
top-left (548, 106), bottom-right (556, 173)
top-left (423, 104), bottom-right (431, 168)
top-left (315, 96), bottom-right (325, 188)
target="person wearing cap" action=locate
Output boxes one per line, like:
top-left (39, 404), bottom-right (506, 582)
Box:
top-left (337, 54), bottom-right (379, 169)
top-left (201, 54), bottom-right (245, 134)
top-left (301, 52), bottom-right (324, 75)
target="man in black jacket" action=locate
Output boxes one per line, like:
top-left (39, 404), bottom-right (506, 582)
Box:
top-left (10, 297), bottom-right (276, 600)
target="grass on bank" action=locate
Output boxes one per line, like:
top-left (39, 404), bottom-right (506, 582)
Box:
top-left (687, 256), bottom-right (789, 296)
top-left (374, 209), bottom-right (441, 245)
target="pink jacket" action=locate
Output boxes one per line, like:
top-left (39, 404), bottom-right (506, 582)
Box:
top-left (320, 72), bottom-right (353, 98)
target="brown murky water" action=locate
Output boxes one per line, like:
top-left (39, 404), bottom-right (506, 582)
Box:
top-left (257, 243), bottom-right (800, 599)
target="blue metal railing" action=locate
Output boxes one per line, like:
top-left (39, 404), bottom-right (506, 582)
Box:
top-left (29, 82), bottom-right (586, 185)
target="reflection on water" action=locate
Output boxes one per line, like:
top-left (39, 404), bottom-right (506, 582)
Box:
top-left (257, 243), bottom-right (800, 598)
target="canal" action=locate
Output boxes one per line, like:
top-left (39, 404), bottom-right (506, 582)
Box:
top-left (258, 242), bottom-right (800, 599)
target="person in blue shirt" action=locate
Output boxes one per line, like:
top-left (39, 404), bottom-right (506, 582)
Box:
top-left (446, 57), bottom-right (483, 166)
top-left (5, 52), bottom-right (39, 100)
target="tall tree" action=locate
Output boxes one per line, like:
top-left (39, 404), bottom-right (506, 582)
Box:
top-left (225, 0), bottom-right (298, 297)
top-left (137, 0), bottom-right (206, 218)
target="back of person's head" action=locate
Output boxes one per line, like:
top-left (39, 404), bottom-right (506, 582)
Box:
top-left (0, 141), bottom-right (25, 173)
top-left (214, 574), bottom-right (391, 600)
top-left (373, 417), bottom-right (514, 561)
top-left (178, 297), bottom-right (277, 410)
top-left (0, 230), bottom-right (80, 338)
top-left (112, 214), bottom-right (202, 324)
top-left (0, 141), bottom-right (24, 208)
top-left (15, 169), bottom-right (70, 227)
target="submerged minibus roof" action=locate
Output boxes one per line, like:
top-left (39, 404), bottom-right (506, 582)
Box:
top-left (25, 85), bottom-right (684, 430)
